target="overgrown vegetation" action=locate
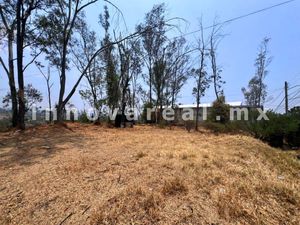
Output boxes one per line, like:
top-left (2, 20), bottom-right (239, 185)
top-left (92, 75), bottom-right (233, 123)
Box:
top-left (203, 105), bottom-right (300, 148)
top-left (208, 96), bottom-right (230, 123)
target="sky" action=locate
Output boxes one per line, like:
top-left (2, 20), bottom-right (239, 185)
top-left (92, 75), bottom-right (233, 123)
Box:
top-left (0, 0), bottom-right (300, 113)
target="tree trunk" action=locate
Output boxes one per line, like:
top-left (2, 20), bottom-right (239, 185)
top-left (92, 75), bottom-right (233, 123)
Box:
top-left (149, 67), bottom-right (152, 104)
top-left (57, 39), bottom-right (68, 122)
top-left (211, 52), bottom-right (219, 101)
top-left (195, 93), bottom-right (200, 131)
top-left (16, 0), bottom-right (25, 130)
top-left (8, 31), bottom-right (18, 127)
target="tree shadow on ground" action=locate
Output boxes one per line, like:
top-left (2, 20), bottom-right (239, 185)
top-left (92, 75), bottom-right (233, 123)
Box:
top-left (0, 124), bottom-right (86, 169)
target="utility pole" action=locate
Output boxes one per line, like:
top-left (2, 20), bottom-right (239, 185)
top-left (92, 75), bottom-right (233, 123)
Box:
top-left (285, 81), bottom-right (288, 115)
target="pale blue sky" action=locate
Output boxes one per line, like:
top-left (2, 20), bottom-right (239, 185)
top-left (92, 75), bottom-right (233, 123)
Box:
top-left (1, 0), bottom-right (299, 112)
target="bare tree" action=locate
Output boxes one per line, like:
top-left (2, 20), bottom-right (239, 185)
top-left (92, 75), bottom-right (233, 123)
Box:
top-left (73, 18), bottom-right (105, 118)
top-left (38, 66), bottom-right (53, 122)
top-left (115, 36), bottom-right (142, 127)
top-left (152, 53), bottom-right (167, 123)
top-left (165, 37), bottom-right (190, 109)
top-left (242, 37), bottom-right (272, 107)
top-left (209, 20), bottom-right (225, 101)
top-left (130, 42), bottom-right (143, 110)
top-left (192, 19), bottom-right (210, 131)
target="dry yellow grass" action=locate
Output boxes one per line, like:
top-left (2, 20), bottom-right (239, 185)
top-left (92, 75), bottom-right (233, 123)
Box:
top-left (0, 123), bottom-right (299, 224)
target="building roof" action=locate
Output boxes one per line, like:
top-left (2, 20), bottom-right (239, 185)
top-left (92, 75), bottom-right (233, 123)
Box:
top-left (176, 102), bottom-right (243, 108)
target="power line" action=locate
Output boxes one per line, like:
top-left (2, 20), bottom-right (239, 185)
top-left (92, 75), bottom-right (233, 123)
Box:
top-left (289, 74), bottom-right (300, 84)
top-left (289, 89), bottom-right (300, 100)
top-left (288, 88), bottom-right (300, 97)
top-left (274, 96), bottom-right (286, 112)
top-left (178, 0), bottom-right (297, 37)
top-left (288, 84), bottom-right (300, 90)
top-left (266, 90), bottom-right (284, 105)
top-left (289, 99), bottom-right (300, 108)
top-left (290, 98), bottom-right (300, 105)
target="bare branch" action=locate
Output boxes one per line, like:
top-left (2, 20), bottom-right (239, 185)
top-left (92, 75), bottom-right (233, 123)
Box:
top-left (0, 56), bottom-right (9, 76)
top-left (77, 0), bottom-right (98, 13)
top-left (23, 50), bottom-right (43, 72)
top-left (0, 5), bottom-right (9, 31)
top-left (62, 30), bottom-right (142, 106)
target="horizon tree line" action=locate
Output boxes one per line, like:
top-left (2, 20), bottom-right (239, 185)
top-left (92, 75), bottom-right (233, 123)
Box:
top-left (0, 1), bottom-right (271, 130)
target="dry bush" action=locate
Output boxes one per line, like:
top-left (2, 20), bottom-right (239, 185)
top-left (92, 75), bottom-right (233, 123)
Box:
top-left (180, 152), bottom-right (196, 160)
top-left (162, 177), bottom-right (188, 196)
top-left (215, 180), bottom-right (300, 225)
top-left (181, 162), bottom-right (200, 175)
top-left (181, 153), bottom-right (189, 160)
top-left (90, 188), bottom-right (162, 225)
top-left (184, 120), bottom-right (195, 133)
top-left (62, 156), bottom-right (97, 173)
top-left (166, 152), bottom-right (174, 159)
top-left (257, 182), bottom-right (299, 206)
top-left (211, 158), bottom-right (224, 169)
top-left (216, 189), bottom-right (255, 224)
top-left (136, 151), bottom-right (147, 159)
top-left (194, 173), bottom-right (224, 191)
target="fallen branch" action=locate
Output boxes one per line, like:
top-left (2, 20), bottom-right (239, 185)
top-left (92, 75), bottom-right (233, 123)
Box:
top-left (82, 205), bottom-right (91, 215)
top-left (58, 212), bottom-right (74, 225)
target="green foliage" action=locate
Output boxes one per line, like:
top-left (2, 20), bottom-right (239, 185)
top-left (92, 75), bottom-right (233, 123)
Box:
top-left (105, 61), bottom-right (120, 109)
top-left (204, 109), bottom-right (300, 148)
top-left (286, 108), bottom-right (300, 147)
top-left (249, 112), bottom-right (299, 148)
top-left (78, 111), bottom-right (90, 123)
top-left (203, 122), bottom-right (229, 133)
top-left (100, 6), bottom-right (120, 111)
top-left (242, 37), bottom-right (271, 107)
top-left (2, 84), bottom-right (43, 112)
top-left (142, 102), bottom-right (155, 123)
top-left (209, 96), bottom-right (230, 123)
top-left (255, 112), bottom-right (299, 147)
top-left (242, 76), bottom-right (267, 106)
top-left (245, 111), bottom-right (298, 146)
top-left (202, 121), bottom-right (248, 134)
top-left (158, 120), bottom-right (168, 129)
top-left (261, 113), bottom-right (298, 137)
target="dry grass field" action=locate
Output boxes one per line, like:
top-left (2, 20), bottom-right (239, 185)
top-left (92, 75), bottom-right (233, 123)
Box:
top-left (0, 123), bottom-right (299, 225)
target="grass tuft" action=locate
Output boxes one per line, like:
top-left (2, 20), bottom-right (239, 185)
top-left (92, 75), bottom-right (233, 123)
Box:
top-left (162, 177), bottom-right (188, 196)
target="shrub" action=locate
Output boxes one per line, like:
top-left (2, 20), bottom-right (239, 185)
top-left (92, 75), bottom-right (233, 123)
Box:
top-left (142, 102), bottom-right (155, 123)
top-left (184, 120), bottom-right (195, 132)
top-left (0, 118), bottom-right (11, 132)
top-left (203, 121), bottom-right (228, 133)
top-left (162, 177), bottom-right (188, 195)
top-left (203, 110), bottom-right (300, 148)
top-left (78, 111), bottom-right (90, 123)
top-left (286, 109), bottom-right (300, 147)
top-left (157, 120), bottom-right (171, 129)
top-left (202, 121), bottom-right (249, 134)
top-left (248, 111), bottom-right (299, 148)
top-left (209, 96), bottom-right (230, 123)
